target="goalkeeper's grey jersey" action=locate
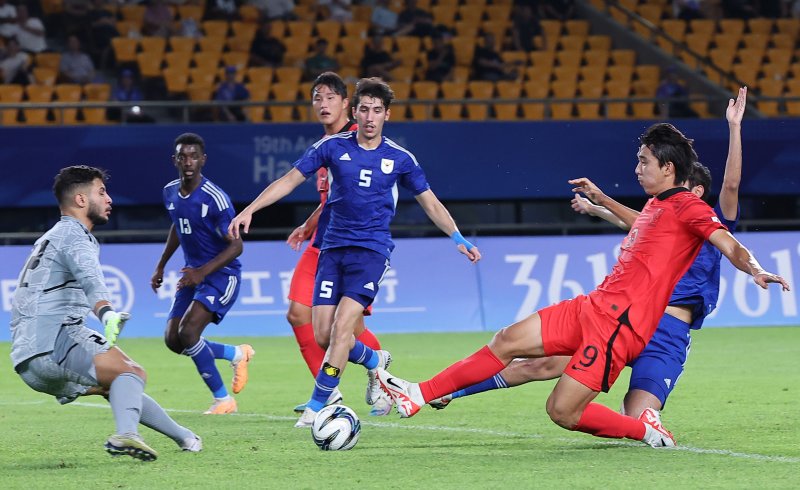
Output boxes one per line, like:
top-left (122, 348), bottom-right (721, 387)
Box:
top-left (10, 216), bottom-right (111, 368)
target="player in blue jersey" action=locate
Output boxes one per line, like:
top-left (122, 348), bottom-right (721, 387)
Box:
top-left (428, 87), bottom-right (748, 421)
top-left (151, 132), bottom-right (254, 415)
top-left (229, 78), bottom-right (481, 427)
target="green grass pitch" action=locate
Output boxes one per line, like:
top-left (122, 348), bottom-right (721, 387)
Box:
top-left (1, 327), bottom-right (798, 489)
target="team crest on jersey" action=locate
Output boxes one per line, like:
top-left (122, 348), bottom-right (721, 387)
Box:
top-left (381, 158), bottom-right (394, 174)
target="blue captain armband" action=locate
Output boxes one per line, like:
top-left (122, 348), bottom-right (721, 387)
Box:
top-left (451, 231), bottom-right (475, 251)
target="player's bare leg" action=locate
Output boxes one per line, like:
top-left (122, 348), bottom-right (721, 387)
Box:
top-left (621, 389), bottom-right (663, 418)
top-left (379, 314), bottom-right (545, 417)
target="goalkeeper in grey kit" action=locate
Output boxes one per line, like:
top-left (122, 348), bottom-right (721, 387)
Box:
top-left (9, 165), bottom-right (200, 461)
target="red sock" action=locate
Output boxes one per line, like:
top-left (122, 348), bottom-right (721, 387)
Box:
top-left (356, 328), bottom-right (381, 350)
top-left (292, 323), bottom-right (326, 377)
top-left (574, 403), bottom-right (646, 440)
top-left (419, 346), bottom-right (506, 402)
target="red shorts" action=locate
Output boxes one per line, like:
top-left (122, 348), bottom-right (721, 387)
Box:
top-left (539, 295), bottom-right (645, 393)
top-left (287, 244), bottom-right (372, 315)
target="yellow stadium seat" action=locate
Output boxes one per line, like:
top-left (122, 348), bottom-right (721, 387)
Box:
top-left (169, 36), bottom-right (196, 54)
top-left (466, 81), bottom-right (493, 120)
top-left (165, 52), bottom-right (192, 71)
top-left (438, 81), bottom-right (466, 121)
top-left (198, 36), bottom-right (225, 54)
top-left (494, 80), bottom-right (521, 120)
top-left (270, 82), bottom-right (299, 122)
top-left (202, 20), bottom-right (230, 38)
top-left (222, 51), bottom-right (250, 71)
top-left (610, 49), bottom-right (636, 66)
top-left (584, 49), bottom-right (610, 68)
top-left (32, 67), bottom-right (57, 86)
top-left (522, 81), bottom-right (548, 120)
top-left (137, 52), bottom-right (163, 78)
top-left (82, 83), bottom-right (110, 124)
top-left (194, 52), bottom-right (222, 72)
top-left (139, 36), bottom-right (167, 57)
top-left (315, 20), bottom-right (342, 45)
top-left (451, 36), bottom-right (477, 67)
top-left (178, 4), bottom-right (204, 21)
top-left (120, 4), bottom-right (145, 23)
top-left (111, 38), bottom-right (139, 65)
top-left (431, 5), bottom-right (457, 27)
top-left (747, 18), bottom-right (773, 35)
top-left (163, 68), bottom-right (189, 94)
top-left (35, 52), bottom-right (61, 70)
top-left (550, 80), bottom-right (575, 120)
top-left (238, 5), bottom-right (261, 23)
top-left (485, 4), bottom-right (511, 22)
top-left (410, 81), bottom-right (438, 120)
top-left (24, 85), bottom-right (54, 125)
top-left (54, 84), bottom-right (81, 124)
top-left (605, 80), bottom-right (631, 119)
top-left (287, 20), bottom-right (313, 38)
top-left (0, 84), bottom-right (23, 125)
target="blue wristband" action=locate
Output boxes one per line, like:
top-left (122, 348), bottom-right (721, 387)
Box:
top-left (451, 231), bottom-right (474, 250)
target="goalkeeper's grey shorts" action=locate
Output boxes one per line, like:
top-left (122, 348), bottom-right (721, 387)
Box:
top-left (17, 324), bottom-right (110, 404)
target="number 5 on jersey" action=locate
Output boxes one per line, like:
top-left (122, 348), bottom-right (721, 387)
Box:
top-left (359, 169), bottom-right (372, 187)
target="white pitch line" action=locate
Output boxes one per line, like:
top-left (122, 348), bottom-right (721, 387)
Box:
top-left (2, 399), bottom-right (790, 464)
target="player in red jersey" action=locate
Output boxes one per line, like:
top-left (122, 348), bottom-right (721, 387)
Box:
top-left (286, 72), bottom-right (392, 416)
top-left (377, 123), bottom-right (789, 447)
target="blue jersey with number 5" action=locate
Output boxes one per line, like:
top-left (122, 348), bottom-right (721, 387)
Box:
top-left (293, 131), bottom-right (430, 258)
top-left (163, 177), bottom-right (241, 272)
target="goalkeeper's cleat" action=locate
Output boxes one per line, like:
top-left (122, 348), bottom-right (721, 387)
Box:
top-left (376, 369), bottom-right (424, 418)
top-left (105, 433), bottom-right (158, 461)
top-left (294, 407), bottom-right (317, 428)
top-left (428, 393), bottom-right (453, 410)
top-left (368, 392), bottom-right (393, 417)
top-left (293, 388), bottom-right (343, 414)
top-left (203, 397), bottom-right (238, 415)
top-left (180, 434), bottom-right (203, 452)
top-left (366, 350), bottom-right (392, 406)
top-left (639, 407), bottom-right (676, 448)
top-left (231, 344), bottom-right (255, 394)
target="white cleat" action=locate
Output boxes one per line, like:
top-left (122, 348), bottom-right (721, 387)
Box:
top-left (180, 434), bottom-right (203, 452)
top-left (293, 388), bottom-right (343, 414)
top-left (294, 407), bottom-right (318, 428)
top-left (376, 368), bottom-right (424, 418)
top-left (368, 392), bottom-right (394, 416)
top-left (366, 350), bottom-right (392, 406)
top-left (639, 407), bottom-right (676, 448)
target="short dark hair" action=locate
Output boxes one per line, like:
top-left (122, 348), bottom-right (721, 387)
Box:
top-left (311, 71), bottom-right (347, 98)
top-left (53, 165), bottom-right (107, 205)
top-left (688, 161), bottom-right (712, 203)
top-left (352, 77), bottom-right (394, 109)
top-left (174, 132), bottom-right (205, 153)
top-left (639, 123), bottom-right (697, 186)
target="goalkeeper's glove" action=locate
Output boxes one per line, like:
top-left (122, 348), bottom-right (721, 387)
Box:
top-left (101, 310), bottom-right (130, 347)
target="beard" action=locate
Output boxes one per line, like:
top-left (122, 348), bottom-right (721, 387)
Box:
top-left (87, 201), bottom-right (109, 226)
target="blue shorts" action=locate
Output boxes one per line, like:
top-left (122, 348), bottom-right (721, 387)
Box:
top-left (168, 269), bottom-right (240, 324)
top-left (314, 247), bottom-right (390, 309)
top-left (627, 313), bottom-right (692, 408)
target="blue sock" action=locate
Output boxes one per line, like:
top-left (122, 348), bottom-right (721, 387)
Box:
top-left (204, 338), bottom-right (236, 361)
top-left (348, 341), bottom-right (378, 369)
top-left (308, 367), bottom-right (340, 412)
top-left (184, 339), bottom-right (228, 399)
top-left (451, 374), bottom-right (508, 400)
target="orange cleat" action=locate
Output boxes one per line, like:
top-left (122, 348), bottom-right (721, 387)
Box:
top-left (231, 344), bottom-right (255, 394)
top-left (204, 397), bottom-right (238, 415)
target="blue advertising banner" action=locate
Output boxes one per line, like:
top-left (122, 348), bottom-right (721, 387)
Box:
top-left (1, 232), bottom-right (797, 341)
top-left (1, 119), bottom-right (799, 207)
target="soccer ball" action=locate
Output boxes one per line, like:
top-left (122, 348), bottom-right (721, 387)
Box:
top-left (311, 404), bottom-right (361, 451)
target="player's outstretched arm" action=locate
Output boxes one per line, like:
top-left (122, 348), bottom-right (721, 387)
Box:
top-left (569, 177), bottom-right (640, 228)
top-left (415, 189), bottom-right (481, 263)
top-left (229, 168), bottom-right (307, 239)
top-left (709, 229), bottom-right (790, 291)
top-left (719, 86), bottom-right (746, 221)
top-left (287, 202), bottom-right (323, 251)
top-left (571, 194), bottom-right (630, 230)
top-left (151, 224), bottom-right (180, 292)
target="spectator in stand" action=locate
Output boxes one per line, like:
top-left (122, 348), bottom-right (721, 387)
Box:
top-left (541, 0), bottom-right (575, 21)
top-left (425, 33), bottom-right (454, 83)
top-left (87, 0), bottom-right (119, 68)
top-left (304, 38), bottom-right (339, 81)
top-left (62, 0), bottom-right (92, 42)
top-left (473, 33), bottom-right (519, 82)
top-left (511, 4), bottom-right (544, 52)
top-left (59, 35), bottom-right (96, 84)
top-left (205, 0), bottom-right (240, 21)
top-left (361, 33), bottom-right (400, 80)
top-left (0, 37), bottom-right (31, 84)
top-left (143, 0), bottom-right (175, 38)
top-left (0, 0), bottom-right (18, 39)
top-left (371, 0), bottom-right (399, 35)
top-left (395, 8), bottom-right (438, 38)
top-left (250, 21), bottom-right (286, 67)
top-left (262, 0), bottom-right (296, 20)
top-left (9, 5), bottom-right (46, 55)
top-left (110, 68), bottom-right (154, 123)
top-left (395, 0), bottom-right (426, 35)
top-left (790, 0), bottom-right (800, 18)
top-left (317, 0), bottom-right (352, 22)
top-left (673, 0), bottom-right (704, 20)
top-left (721, 0), bottom-right (757, 19)
top-left (656, 67), bottom-right (698, 118)
top-left (213, 65), bottom-right (250, 122)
